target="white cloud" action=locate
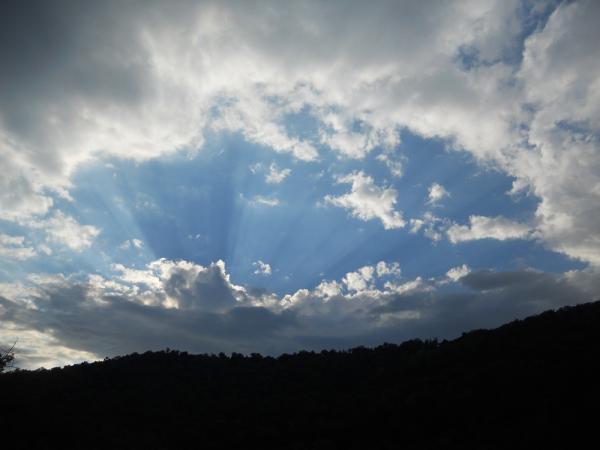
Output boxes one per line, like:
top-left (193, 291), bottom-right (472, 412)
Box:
top-left (41, 212), bottom-right (100, 251)
top-left (0, 234), bottom-right (25, 246)
top-left (120, 239), bottom-right (143, 250)
top-left (0, 324), bottom-right (98, 370)
top-left (0, 233), bottom-right (36, 260)
top-left (211, 95), bottom-right (318, 161)
top-left (324, 171), bottom-right (405, 230)
top-left (423, 227), bottom-right (443, 242)
top-left (265, 163), bottom-right (291, 184)
top-left (446, 264), bottom-right (471, 282)
top-left (0, 246), bottom-right (36, 261)
top-left (37, 244), bottom-right (52, 256)
top-left (507, 0), bottom-right (600, 265)
top-left (384, 277), bottom-right (429, 295)
top-left (447, 215), bottom-right (531, 243)
top-left (343, 265), bottom-right (375, 293)
top-left (0, 1), bottom-right (598, 267)
top-left (377, 153), bottom-right (405, 178)
top-left (409, 219), bottom-right (424, 234)
top-left (340, 261), bottom-right (401, 293)
top-left (409, 212), bottom-right (448, 242)
top-left (111, 263), bottom-right (162, 292)
top-left (253, 260), bottom-right (272, 276)
top-left (376, 261), bottom-right (401, 277)
top-left (249, 163), bottom-right (263, 174)
top-left (314, 280), bottom-right (343, 298)
top-left (0, 0), bottom-right (516, 221)
top-left (21, 212), bottom-right (100, 252)
top-left (319, 117), bottom-right (392, 159)
top-left (250, 195), bottom-right (281, 207)
top-left (427, 183), bottom-right (449, 205)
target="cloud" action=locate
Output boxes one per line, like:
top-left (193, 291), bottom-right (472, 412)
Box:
top-left (447, 215), bottom-right (531, 243)
top-left (409, 212), bottom-right (448, 242)
top-left (26, 212), bottom-right (101, 252)
top-left (383, 277), bottom-right (430, 296)
top-left (0, 233), bottom-right (36, 260)
top-left (156, 259), bottom-right (247, 312)
top-left (111, 263), bottom-right (162, 292)
top-left (0, 1), bottom-right (598, 268)
top-left (119, 239), bottom-right (143, 250)
top-left (506, 0), bottom-right (600, 265)
top-left (409, 219), bottom-right (424, 234)
top-left (0, 166), bottom-right (55, 220)
top-left (427, 183), bottom-right (449, 205)
top-left (376, 261), bottom-right (401, 277)
top-left (250, 195), bottom-right (281, 207)
top-left (2, 258), bottom-right (598, 369)
top-left (319, 113), bottom-right (397, 158)
top-left (37, 244), bottom-right (52, 256)
top-left (211, 95), bottom-right (318, 161)
top-left (343, 265), bottom-right (375, 293)
top-left (445, 264), bottom-right (471, 282)
top-left (253, 260), bottom-right (272, 276)
top-left (338, 261), bottom-right (402, 293)
top-left (110, 259), bottom-right (248, 312)
top-left (411, 213), bottom-right (532, 245)
top-left (265, 163), bottom-right (291, 184)
top-left (0, 324), bottom-right (97, 370)
top-left (0, 259), bottom-right (278, 365)
top-left (314, 280), bottom-right (343, 298)
top-left (376, 153), bottom-right (405, 178)
top-left (0, 233), bottom-right (26, 247)
top-left (42, 211), bottom-right (100, 252)
top-left (0, 0), bottom-right (515, 221)
top-left (324, 171), bottom-right (405, 229)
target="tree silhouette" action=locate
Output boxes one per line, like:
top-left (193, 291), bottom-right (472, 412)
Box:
top-left (1, 301), bottom-right (600, 448)
top-left (0, 342), bottom-right (15, 373)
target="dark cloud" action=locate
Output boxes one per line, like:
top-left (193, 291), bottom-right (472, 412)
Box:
top-left (2, 265), bottom-right (597, 368)
top-left (1, 289), bottom-right (297, 361)
top-left (0, 1), bottom-right (148, 94)
top-left (461, 269), bottom-right (538, 290)
top-left (162, 262), bottom-right (239, 312)
top-left (367, 268), bottom-right (597, 342)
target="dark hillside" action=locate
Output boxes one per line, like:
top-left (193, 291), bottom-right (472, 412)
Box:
top-left (2, 300), bottom-right (600, 449)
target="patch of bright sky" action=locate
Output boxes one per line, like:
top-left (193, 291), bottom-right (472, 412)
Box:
top-left (1, 107), bottom-right (584, 295)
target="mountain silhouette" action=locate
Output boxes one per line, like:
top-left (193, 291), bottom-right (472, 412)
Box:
top-left (2, 300), bottom-right (600, 449)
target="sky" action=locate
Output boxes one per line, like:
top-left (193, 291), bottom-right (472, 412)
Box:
top-left (1, 0), bottom-right (599, 369)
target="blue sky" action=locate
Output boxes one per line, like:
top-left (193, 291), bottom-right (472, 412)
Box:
top-left (0, 0), bottom-right (599, 368)
top-left (5, 127), bottom-right (581, 292)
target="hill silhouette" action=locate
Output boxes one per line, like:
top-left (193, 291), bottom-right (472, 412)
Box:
top-left (2, 300), bottom-right (600, 449)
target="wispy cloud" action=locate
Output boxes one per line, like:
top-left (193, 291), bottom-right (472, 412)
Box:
top-left (253, 260), bottom-right (272, 276)
top-left (265, 163), bottom-right (291, 184)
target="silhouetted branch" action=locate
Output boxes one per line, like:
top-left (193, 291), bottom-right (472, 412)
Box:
top-left (0, 340), bottom-right (16, 373)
